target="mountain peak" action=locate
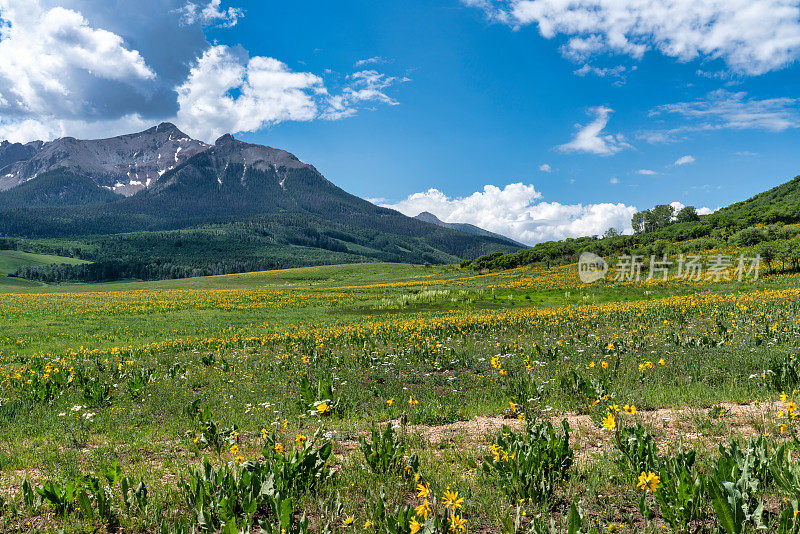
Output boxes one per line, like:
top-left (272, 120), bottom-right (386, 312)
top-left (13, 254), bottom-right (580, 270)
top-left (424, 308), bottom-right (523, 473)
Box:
top-left (0, 123), bottom-right (210, 195)
top-left (215, 133), bottom-right (237, 146)
top-left (142, 122), bottom-right (186, 137)
top-left (415, 211), bottom-right (443, 224)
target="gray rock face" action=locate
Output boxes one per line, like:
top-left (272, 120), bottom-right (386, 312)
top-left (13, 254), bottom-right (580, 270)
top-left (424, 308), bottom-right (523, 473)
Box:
top-left (0, 123), bottom-right (210, 195)
top-left (212, 134), bottom-right (312, 170)
top-left (0, 140), bottom-right (43, 170)
top-left (414, 211), bottom-right (444, 225)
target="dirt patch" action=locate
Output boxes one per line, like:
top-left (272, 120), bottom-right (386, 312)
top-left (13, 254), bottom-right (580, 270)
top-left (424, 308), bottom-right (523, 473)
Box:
top-left (392, 400), bottom-right (776, 464)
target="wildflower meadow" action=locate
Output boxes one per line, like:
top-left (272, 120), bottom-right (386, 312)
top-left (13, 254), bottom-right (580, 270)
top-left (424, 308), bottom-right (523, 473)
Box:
top-left (2, 261), bottom-right (800, 532)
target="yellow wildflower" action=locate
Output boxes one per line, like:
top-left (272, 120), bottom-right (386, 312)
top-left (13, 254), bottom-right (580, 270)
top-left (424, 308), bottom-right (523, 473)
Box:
top-left (416, 483), bottom-right (431, 499)
top-left (414, 499), bottom-right (431, 521)
top-left (637, 471), bottom-right (660, 493)
top-left (602, 412), bottom-right (616, 431)
top-left (442, 489), bottom-right (464, 511)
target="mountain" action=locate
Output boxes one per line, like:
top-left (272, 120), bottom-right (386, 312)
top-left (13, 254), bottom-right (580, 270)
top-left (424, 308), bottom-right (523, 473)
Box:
top-left (0, 127), bottom-right (523, 281)
top-left (0, 123), bottom-right (209, 195)
top-left (414, 211), bottom-right (525, 247)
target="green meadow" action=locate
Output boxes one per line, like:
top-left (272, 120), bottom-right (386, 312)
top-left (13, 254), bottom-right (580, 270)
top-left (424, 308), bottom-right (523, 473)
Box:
top-left (1, 260), bottom-right (800, 533)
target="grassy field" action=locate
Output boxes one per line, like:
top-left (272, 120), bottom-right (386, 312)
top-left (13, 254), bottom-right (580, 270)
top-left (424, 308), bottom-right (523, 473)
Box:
top-left (2, 260), bottom-right (800, 532)
top-left (0, 250), bottom-right (89, 277)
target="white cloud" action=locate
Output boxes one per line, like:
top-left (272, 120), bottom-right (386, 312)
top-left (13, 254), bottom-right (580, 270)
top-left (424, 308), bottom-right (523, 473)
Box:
top-left (674, 155), bottom-right (695, 165)
top-left (573, 64), bottom-right (631, 78)
top-left (609, 177), bottom-right (619, 184)
top-left (652, 90), bottom-right (800, 133)
top-left (0, 114), bottom-right (155, 143)
top-left (670, 201), bottom-right (715, 216)
top-left (465, 0), bottom-right (800, 75)
top-left (636, 169), bottom-right (658, 175)
top-left (539, 163), bottom-right (552, 172)
top-left (557, 106), bottom-right (631, 156)
top-left (354, 57), bottom-right (387, 67)
top-left (380, 183), bottom-right (637, 244)
top-left (175, 50), bottom-right (404, 141)
top-left (323, 70), bottom-right (402, 120)
top-left (175, 46), bottom-right (323, 141)
top-left (0, 1), bottom-right (404, 143)
top-left (736, 151), bottom-right (759, 157)
top-left (0, 0), bottom-right (154, 120)
top-left (177, 0), bottom-right (243, 27)
top-left (640, 90), bottom-right (800, 143)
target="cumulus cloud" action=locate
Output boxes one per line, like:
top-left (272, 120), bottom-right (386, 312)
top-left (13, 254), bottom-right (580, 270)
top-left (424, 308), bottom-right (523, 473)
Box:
top-left (174, 49), bottom-right (406, 141)
top-left (557, 106), bottom-right (631, 156)
top-left (674, 155), bottom-right (695, 165)
top-left (175, 46), bottom-right (324, 141)
top-left (636, 169), bottom-right (658, 175)
top-left (0, 1), bottom-right (405, 143)
top-left (177, 0), bottom-right (243, 27)
top-left (539, 163), bottom-right (552, 172)
top-left (379, 183), bottom-right (637, 244)
top-left (0, 0), bottom-right (155, 123)
top-left (464, 0), bottom-right (800, 75)
top-left (609, 177), bottom-right (619, 184)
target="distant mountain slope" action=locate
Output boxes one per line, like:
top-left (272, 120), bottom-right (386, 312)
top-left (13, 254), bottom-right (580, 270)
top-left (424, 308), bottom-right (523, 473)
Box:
top-left (0, 123), bottom-right (209, 195)
top-left (414, 211), bottom-right (526, 247)
top-left (0, 169), bottom-right (122, 211)
top-left (0, 130), bottom-right (521, 272)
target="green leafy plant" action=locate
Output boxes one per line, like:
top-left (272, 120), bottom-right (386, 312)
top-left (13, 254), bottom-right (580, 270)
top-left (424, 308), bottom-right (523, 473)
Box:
top-left (707, 437), bottom-right (779, 534)
top-left (83, 377), bottom-right (114, 407)
top-left (126, 367), bottom-right (154, 399)
top-left (298, 375), bottom-right (342, 416)
top-left (360, 423), bottom-right (406, 475)
top-left (262, 429), bottom-right (334, 496)
top-left (482, 419), bottom-right (573, 502)
top-left (186, 407), bottom-right (239, 457)
top-left (178, 433), bottom-right (331, 533)
top-left (769, 354), bottom-right (800, 391)
top-left (651, 457), bottom-right (706, 533)
top-left (613, 422), bottom-right (661, 475)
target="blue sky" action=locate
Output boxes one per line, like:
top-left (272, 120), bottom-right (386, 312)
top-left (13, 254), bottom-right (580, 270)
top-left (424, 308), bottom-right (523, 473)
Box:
top-left (1, 0), bottom-right (799, 243)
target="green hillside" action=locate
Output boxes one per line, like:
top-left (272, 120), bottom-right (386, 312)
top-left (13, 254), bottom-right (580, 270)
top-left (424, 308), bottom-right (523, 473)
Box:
top-left (709, 175), bottom-right (800, 226)
top-left (0, 169), bottom-right (122, 211)
top-left (0, 249), bottom-right (89, 276)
